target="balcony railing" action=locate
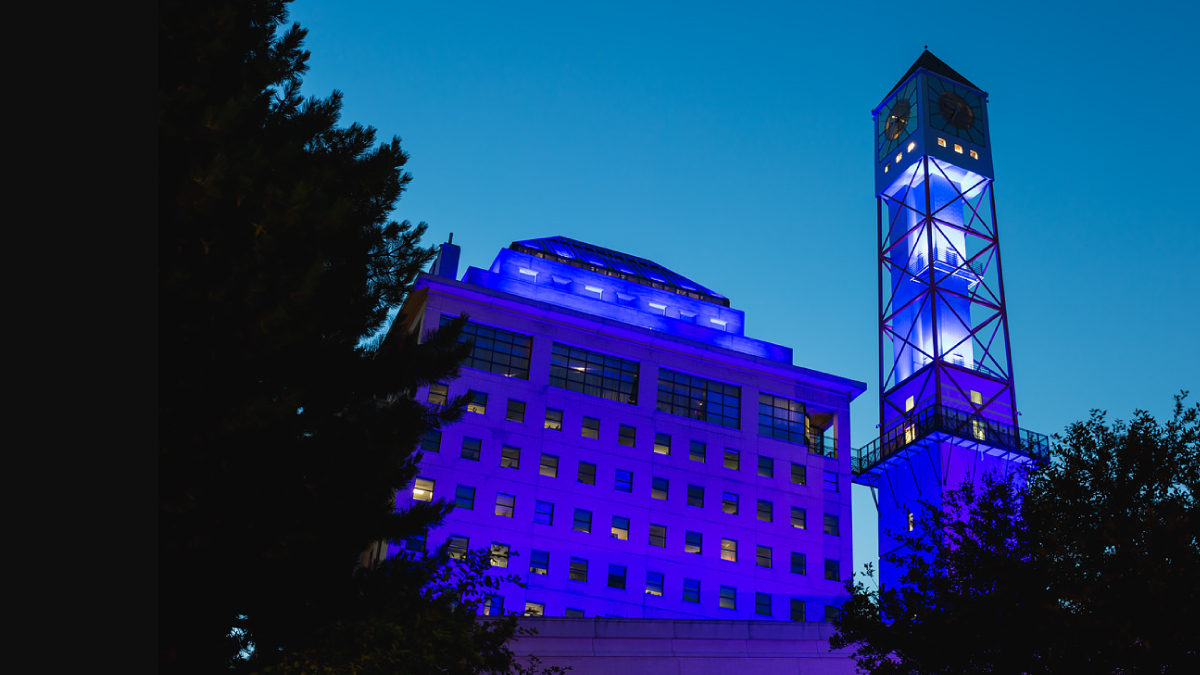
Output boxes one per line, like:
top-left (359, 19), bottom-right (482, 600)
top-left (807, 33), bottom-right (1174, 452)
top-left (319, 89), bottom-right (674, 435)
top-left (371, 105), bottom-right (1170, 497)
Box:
top-left (853, 403), bottom-right (1049, 475)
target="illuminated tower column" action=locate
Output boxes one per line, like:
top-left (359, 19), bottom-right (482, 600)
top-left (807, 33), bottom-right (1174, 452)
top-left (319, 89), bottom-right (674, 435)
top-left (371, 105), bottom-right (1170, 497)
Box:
top-left (851, 51), bottom-right (1048, 590)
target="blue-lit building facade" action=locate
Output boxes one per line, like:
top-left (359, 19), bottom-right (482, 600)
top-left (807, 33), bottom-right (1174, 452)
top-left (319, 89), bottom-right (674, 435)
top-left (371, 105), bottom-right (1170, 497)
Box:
top-left (851, 51), bottom-right (1048, 589)
top-left (392, 236), bottom-right (866, 622)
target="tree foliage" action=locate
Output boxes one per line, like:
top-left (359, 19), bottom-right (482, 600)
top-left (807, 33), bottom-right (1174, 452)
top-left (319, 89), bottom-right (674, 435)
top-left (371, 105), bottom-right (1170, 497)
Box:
top-left (158, 1), bottom-right (516, 672)
top-left (832, 394), bottom-right (1199, 674)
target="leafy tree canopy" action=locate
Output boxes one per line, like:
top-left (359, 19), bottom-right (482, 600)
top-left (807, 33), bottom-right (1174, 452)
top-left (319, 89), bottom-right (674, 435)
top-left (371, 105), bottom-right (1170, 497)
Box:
top-left (158, 1), bottom-right (532, 672)
top-left (832, 394), bottom-right (1199, 674)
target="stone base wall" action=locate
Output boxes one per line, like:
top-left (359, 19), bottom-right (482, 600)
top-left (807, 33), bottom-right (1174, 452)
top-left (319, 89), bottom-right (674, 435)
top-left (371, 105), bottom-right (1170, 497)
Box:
top-left (508, 617), bottom-right (861, 675)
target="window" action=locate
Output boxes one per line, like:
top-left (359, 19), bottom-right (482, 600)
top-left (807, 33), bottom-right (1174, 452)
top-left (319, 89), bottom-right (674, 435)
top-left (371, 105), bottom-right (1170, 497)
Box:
top-left (494, 493), bottom-right (515, 518)
top-left (652, 477), bottom-right (669, 500)
top-left (687, 484), bottom-right (704, 508)
top-left (524, 602), bottom-right (544, 616)
top-left (420, 429), bottom-right (441, 453)
top-left (791, 462), bottom-right (807, 485)
top-left (611, 516), bottom-right (630, 540)
top-left (619, 424), bottom-right (636, 447)
top-left (550, 343), bottom-right (640, 404)
top-left (442, 317), bottom-right (533, 379)
top-left (577, 461), bottom-right (597, 485)
top-left (539, 453), bottom-right (559, 477)
top-left (969, 149), bottom-right (979, 160)
top-left (937, 137), bottom-right (947, 147)
top-left (483, 595), bottom-right (505, 616)
top-left (689, 440), bottom-right (706, 462)
top-left (724, 448), bottom-right (740, 471)
top-left (791, 552), bottom-right (806, 575)
top-left (790, 599), bottom-right (805, 621)
top-left (825, 605), bottom-right (841, 622)
top-left (791, 507), bottom-right (806, 529)
top-left (573, 508), bottom-right (592, 533)
top-left (569, 557), bottom-right (588, 582)
top-left (544, 408), bottom-right (563, 431)
top-left (825, 558), bottom-right (839, 581)
top-left (490, 542), bottom-right (510, 568)
top-left (646, 571), bottom-right (664, 596)
top-left (500, 445), bottom-right (520, 469)
top-left (756, 592), bottom-right (771, 616)
top-left (608, 564), bottom-right (626, 589)
top-left (824, 514), bottom-right (839, 536)
top-left (649, 524), bottom-right (666, 548)
top-left (682, 579), bottom-right (700, 603)
top-left (657, 368), bottom-right (741, 429)
top-left (447, 535), bottom-right (469, 559)
top-left (720, 538), bottom-right (737, 562)
top-left (824, 471), bottom-right (838, 492)
top-left (564, 608), bottom-right (584, 618)
top-left (530, 550), bottom-right (549, 575)
top-left (757, 499), bottom-right (773, 523)
top-left (758, 392), bottom-right (806, 443)
top-left (757, 455), bottom-right (774, 478)
top-left (907, 510), bottom-right (915, 532)
top-left (412, 477), bottom-right (434, 503)
top-left (954, 143), bottom-right (963, 154)
top-left (460, 437), bottom-right (481, 461)
top-left (722, 492), bottom-right (739, 515)
top-left (685, 531), bottom-right (702, 554)
top-left (534, 501), bottom-right (554, 525)
top-left (614, 469), bottom-right (633, 493)
top-left (404, 533), bottom-right (426, 552)
top-left (582, 416), bottom-right (600, 439)
top-left (454, 486), bottom-right (475, 510)
top-left (756, 545), bottom-right (772, 568)
top-left (506, 399), bottom-right (526, 423)
top-left (719, 586), bottom-right (736, 609)
top-left (467, 390), bottom-right (487, 415)
top-left (654, 433), bottom-right (671, 455)
top-left (428, 383), bottom-right (448, 405)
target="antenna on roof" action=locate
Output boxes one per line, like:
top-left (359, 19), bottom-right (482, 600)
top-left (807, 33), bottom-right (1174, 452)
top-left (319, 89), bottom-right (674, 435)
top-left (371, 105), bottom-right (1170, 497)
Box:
top-left (449, 232), bottom-right (454, 244)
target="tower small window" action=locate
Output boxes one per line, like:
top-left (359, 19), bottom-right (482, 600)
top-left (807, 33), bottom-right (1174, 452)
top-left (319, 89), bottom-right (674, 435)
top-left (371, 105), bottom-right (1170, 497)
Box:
top-left (654, 432), bottom-right (671, 455)
top-left (884, 164), bottom-right (889, 173)
top-left (895, 153), bottom-right (902, 163)
top-left (720, 586), bottom-right (736, 609)
top-left (467, 391), bottom-right (487, 414)
top-left (954, 144), bottom-right (963, 154)
top-left (907, 141), bottom-right (916, 152)
top-left (937, 137), bottom-right (947, 147)
top-left (970, 149), bottom-right (979, 159)
top-left (685, 531), bottom-right (702, 554)
top-left (971, 390), bottom-right (983, 405)
top-left (907, 510), bottom-right (915, 532)
top-left (721, 538), bottom-right (737, 562)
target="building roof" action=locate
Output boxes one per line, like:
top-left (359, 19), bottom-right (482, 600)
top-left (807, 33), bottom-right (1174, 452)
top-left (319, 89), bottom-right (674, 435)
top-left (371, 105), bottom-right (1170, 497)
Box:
top-left (884, 49), bottom-right (983, 102)
top-left (510, 236), bottom-right (731, 307)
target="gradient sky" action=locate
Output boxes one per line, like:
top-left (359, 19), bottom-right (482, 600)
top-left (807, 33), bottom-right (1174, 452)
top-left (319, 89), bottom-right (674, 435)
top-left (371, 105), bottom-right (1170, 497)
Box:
top-left (286, 0), bottom-right (1200, 577)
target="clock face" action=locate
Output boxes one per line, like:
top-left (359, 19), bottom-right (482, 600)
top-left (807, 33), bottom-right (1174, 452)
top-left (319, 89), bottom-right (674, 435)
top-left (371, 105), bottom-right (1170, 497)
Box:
top-left (878, 77), bottom-right (919, 162)
top-left (927, 75), bottom-right (985, 146)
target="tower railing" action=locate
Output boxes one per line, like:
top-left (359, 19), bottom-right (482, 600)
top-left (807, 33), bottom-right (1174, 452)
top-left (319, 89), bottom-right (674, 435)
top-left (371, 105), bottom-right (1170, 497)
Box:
top-left (852, 403), bottom-right (1049, 475)
top-left (807, 433), bottom-right (837, 459)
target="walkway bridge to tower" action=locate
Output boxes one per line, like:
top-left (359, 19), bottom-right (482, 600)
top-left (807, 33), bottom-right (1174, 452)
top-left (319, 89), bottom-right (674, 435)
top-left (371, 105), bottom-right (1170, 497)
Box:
top-left (851, 402), bottom-right (1050, 489)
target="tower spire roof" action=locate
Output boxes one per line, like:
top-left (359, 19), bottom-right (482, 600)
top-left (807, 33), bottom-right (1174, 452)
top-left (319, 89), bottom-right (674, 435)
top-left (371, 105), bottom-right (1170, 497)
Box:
top-left (884, 49), bottom-right (982, 101)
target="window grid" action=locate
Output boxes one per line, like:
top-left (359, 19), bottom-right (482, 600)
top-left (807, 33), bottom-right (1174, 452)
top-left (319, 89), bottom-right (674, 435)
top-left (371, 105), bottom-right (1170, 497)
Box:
top-left (825, 558), bottom-right (839, 581)
top-left (428, 383), bottom-right (448, 405)
top-left (494, 493), bottom-right (515, 518)
top-left (683, 579), bottom-right (700, 603)
top-left (721, 538), bottom-right (737, 562)
top-left (756, 592), bottom-right (772, 616)
top-left (654, 433), bottom-right (671, 455)
top-left (757, 499), bottom-right (773, 523)
top-left (722, 492), bottom-right (739, 515)
top-left (569, 557), bottom-right (588, 582)
top-left (646, 571), bottom-right (664, 596)
top-left (825, 514), bottom-right (840, 536)
top-left (582, 416), bottom-right (600, 439)
top-left (649, 524), bottom-right (666, 548)
top-left (611, 516), bottom-right (630, 540)
top-left (791, 599), bottom-right (806, 621)
top-left (447, 535), bottom-right (469, 559)
top-left (687, 485), bottom-right (704, 508)
top-left (545, 408), bottom-right (563, 431)
top-left (615, 469), bottom-right (633, 493)
top-left (792, 507), bottom-right (807, 529)
top-left (460, 437), bottom-right (481, 461)
top-left (540, 454), bottom-right (559, 477)
top-left (685, 531), bottom-right (702, 554)
top-left (689, 440), bottom-right (706, 462)
top-left (608, 564), bottom-right (627, 589)
top-left (720, 586), bottom-right (736, 609)
top-left (573, 509), bottom-right (593, 533)
top-left (758, 455), bottom-right (774, 478)
top-left (618, 424), bottom-right (636, 447)
top-left (550, 342), bottom-right (640, 404)
top-left (791, 462), bottom-right (807, 485)
top-left (756, 545), bottom-right (772, 568)
top-left (467, 390), bottom-right (487, 415)
top-left (420, 430), bottom-right (441, 453)
top-left (758, 392), bottom-right (807, 443)
top-left (506, 399), bottom-right (526, 423)
top-left (442, 316), bottom-right (532, 379)
top-left (652, 477), bottom-right (669, 500)
top-left (578, 461), bottom-right (597, 485)
top-left (500, 445), bottom-right (520, 469)
top-left (534, 501), bottom-right (554, 525)
top-left (530, 550), bottom-right (549, 575)
top-left (791, 552), bottom-right (806, 575)
top-left (454, 486), bottom-right (475, 510)
top-left (657, 368), bottom-right (741, 429)
top-left (413, 477), bottom-right (434, 503)
top-left (490, 542), bottom-right (510, 568)
top-left (724, 448), bottom-right (740, 471)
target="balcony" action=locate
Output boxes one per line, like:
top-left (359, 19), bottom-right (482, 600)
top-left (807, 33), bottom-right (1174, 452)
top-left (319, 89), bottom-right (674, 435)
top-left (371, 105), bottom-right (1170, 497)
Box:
top-left (807, 433), bottom-right (837, 459)
top-left (852, 403), bottom-right (1048, 476)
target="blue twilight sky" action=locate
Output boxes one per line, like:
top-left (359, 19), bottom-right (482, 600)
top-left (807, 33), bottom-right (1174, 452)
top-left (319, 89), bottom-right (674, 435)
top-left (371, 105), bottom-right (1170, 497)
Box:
top-left (286, 0), bottom-right (1200, 576)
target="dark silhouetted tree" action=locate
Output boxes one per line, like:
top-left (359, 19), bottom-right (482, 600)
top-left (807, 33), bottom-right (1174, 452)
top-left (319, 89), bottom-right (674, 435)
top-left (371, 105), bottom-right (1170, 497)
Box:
top-left (832, 394), bottom-right (1199, 674)
top-left (157, 1), bottom-right (518, 672)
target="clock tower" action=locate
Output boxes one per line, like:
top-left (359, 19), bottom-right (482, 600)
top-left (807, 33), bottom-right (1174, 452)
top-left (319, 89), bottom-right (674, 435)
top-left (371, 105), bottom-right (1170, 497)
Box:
top-left (852, 50), bottom-right (1048, 589)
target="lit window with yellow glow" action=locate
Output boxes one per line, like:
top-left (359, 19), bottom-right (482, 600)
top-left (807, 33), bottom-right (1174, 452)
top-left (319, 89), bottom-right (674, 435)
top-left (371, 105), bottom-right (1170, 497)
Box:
top-left (969, 149), bottom-right (979, 159)
top-left (884, 164), bottom-right (890, 173)
top-left (895, 153), bottom-right (902, 163)
top-left (970, 390), bottom-right (982, 406)
top-left (954, 144), bottom-right (963, 154)
top-left (413, 477), bottom-right (434, 503)
top-left (937, 138), bottom-right (946, 147)
top-left (907, 141), bottom-right (916, 152)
